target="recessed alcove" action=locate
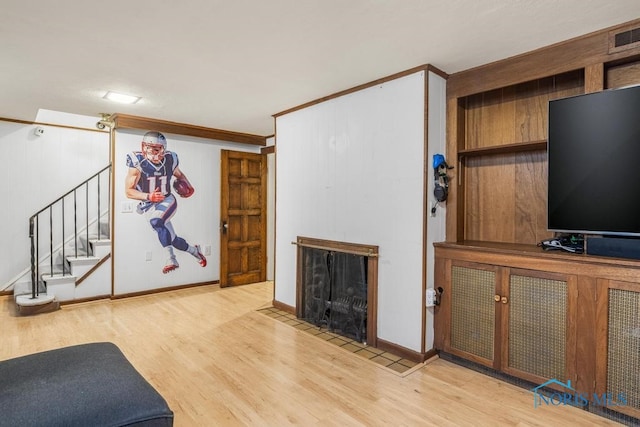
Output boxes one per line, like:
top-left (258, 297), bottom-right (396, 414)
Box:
top-left (295, 236), bottom-right (378, 345)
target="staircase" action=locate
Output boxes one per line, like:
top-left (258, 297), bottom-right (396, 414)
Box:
top-left (15, 165), bottom-right (112, 314)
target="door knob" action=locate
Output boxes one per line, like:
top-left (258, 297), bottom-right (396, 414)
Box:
top-left (221, 221), bottom-right (228, 234)
top-left (501, 296), bottom-right (508, 304)
top-left (494, 295), bottom-right (501, 302)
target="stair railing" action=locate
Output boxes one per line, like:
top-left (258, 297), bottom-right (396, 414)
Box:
top-left (28, 164), bottom-right (111, 299)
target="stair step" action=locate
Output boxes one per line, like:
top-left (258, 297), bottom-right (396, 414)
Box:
top-left (15, 293), bottom-right (56, 306)
top-left (67, 256), bottom-right (101, 277)
top-left (41, 273), bottom-right (77, 285)
top-left (15, 293), bottom-right (60, 315)
top-left (90, 239), bottom-right (111, 258)
top-left (42, 274), bottom-right (76, 302)
top-left (66, 256), bottom-right (101, 264)
top-left (13, 281), bottom-right (46, 298)
top-left (61, 246), bottom-right (91, 257)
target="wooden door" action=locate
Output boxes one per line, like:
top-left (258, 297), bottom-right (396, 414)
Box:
top-left (220, 150), bottom-right (267, 287)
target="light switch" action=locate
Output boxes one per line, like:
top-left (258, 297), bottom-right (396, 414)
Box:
top-left (121, 202), bottom-right (134, 213)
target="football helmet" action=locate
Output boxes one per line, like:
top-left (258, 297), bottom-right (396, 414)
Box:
top-left (141, 131), bottom-right (167, 163)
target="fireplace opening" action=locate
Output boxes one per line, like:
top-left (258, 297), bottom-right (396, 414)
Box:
top-left (296, 237), bottom-right (378, 345)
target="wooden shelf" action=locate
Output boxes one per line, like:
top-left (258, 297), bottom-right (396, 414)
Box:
top-left (458, 140), bottom-right (547, 158)
top-left (434, 240), bottom-right (640, 280)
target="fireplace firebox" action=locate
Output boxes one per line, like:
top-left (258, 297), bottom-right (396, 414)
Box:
top-left (295, 236), bottom-right (378, 345)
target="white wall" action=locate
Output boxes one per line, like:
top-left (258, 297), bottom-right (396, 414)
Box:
top-left (425, 71), bottom-right (447, 351)
top-left (113, 129), bottom-right (260, 295)
top-left (266, 137), bottom-right (275, 281)
top-left (0, 118), bottom-right (109, 289)
top-left (275, 71), bottom-right (426, 352)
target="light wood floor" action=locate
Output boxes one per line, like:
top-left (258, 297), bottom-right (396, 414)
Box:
top-left (0, 282), bottom-right (621, 426)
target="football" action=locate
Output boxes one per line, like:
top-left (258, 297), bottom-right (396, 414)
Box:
top-left (173, 179), bottom-right (194, 198)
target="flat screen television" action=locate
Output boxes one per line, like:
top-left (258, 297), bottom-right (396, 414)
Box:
top-left (547, 84), bottom-right (640, 237)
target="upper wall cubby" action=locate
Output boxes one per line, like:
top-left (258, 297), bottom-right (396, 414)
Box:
top-left (459, 70), bottom-right (584, 156)
top-left (606, 58), bottom-right (640, 89)
top-left (452, 70), bottom-right (584, 245)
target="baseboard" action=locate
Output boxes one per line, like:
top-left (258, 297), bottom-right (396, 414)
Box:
top-left (272, 299), bottom-right (295, 315)
top-left (111, 281), bottom-right (219, 300)
top-left (376, 338), bottom-right (425, 363)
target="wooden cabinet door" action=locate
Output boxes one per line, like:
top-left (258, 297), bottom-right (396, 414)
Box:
top-left (500, 268), bottom-right (576, 387)
top-left (444, 260), bottom-right (500, 369)
top-left (597, 280), bottom-right (640, 419)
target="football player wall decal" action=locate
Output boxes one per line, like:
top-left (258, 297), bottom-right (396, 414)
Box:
top-left (124, 131), bottom-right (206, 274)
top-left (173, 177), bottom-right (195, 198)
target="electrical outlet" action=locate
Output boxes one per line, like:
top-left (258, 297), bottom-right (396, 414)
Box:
top-left (426, 288), bottom-right (436, 307)
top-left (204, 245), bottom-right (211, 256)
top-left (145, 251), bottom-right (152, 261)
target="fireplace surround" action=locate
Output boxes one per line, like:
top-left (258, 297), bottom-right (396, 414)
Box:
top-left (295, 236), bottom-right (378, 345)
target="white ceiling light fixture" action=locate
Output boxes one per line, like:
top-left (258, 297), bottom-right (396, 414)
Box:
top-left (103, 91), bottom-right (141, 104)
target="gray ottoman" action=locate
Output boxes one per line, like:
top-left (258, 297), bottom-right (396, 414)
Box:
top-left (0, 342), bottom-right (173, 426)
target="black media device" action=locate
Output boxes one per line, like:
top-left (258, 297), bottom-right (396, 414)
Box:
top-left (547, 84), bottom-right (640, 259)
top-left (585, 236), bottom-right (640, 260)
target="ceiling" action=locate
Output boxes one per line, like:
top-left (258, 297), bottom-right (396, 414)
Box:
top-left (2, 1), bottom-right (639, 137)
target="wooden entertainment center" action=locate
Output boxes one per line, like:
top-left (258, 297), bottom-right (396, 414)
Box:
top-left (434, 18), bottom-right (640, 420)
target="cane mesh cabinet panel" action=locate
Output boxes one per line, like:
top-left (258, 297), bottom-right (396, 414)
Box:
top-left (608, 288), bottom-right (640, 411)
top-left (508, 274), bottom-right (567, 380)
top-left (450, 265), bottom-right (496, 361)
